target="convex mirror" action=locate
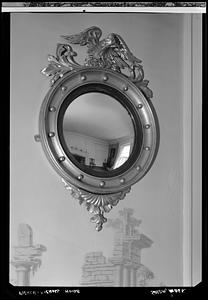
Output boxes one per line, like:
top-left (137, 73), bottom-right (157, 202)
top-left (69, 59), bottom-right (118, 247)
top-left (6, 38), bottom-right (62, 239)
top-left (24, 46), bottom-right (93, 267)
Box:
top-left (61, 92), bottom-right (136, 176)
top-left (36, 26), bottom-right (160, 231)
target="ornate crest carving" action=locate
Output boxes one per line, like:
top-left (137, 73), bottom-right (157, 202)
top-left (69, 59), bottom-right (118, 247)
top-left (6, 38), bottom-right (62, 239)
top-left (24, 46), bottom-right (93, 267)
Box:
top-left (41, 26), bottom-right (153, 99)
top-left (62, 178), bottom-right (131, 231)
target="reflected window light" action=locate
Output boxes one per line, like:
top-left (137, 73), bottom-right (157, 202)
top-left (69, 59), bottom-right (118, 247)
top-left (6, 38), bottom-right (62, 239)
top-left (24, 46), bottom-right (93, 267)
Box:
top-left (113, 144), bottom-right (131, 169)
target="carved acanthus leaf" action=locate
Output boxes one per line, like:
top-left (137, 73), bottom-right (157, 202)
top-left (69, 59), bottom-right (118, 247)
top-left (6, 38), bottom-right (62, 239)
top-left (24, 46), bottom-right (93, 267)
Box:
top-left (41, 43), bottom-right (81, 86)
top-left (62, 178), bottom-right (131, 231)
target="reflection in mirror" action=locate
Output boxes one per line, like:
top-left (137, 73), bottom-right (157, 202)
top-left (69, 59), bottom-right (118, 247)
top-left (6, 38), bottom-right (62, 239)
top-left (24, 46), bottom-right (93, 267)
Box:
top-left (62, 93), bottom-right (135, 173)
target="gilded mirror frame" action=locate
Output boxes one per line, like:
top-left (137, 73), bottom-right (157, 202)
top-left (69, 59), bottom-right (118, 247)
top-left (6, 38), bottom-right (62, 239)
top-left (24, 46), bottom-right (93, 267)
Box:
top-left (36, 27), bottom-right (160, 231)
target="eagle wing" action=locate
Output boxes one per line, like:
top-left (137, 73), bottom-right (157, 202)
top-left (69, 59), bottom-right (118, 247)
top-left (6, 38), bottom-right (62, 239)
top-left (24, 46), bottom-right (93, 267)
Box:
top-left (104, 47), bottom-right (130, 69)
top-left (61, 26), bottom-right (102, 49)
top-left (112, 33), bottom-right (142, 66)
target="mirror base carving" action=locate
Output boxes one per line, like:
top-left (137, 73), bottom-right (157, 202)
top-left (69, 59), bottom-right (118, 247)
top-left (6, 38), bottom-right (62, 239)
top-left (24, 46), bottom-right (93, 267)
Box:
top-left (62, 178), bottom-right (131, 231)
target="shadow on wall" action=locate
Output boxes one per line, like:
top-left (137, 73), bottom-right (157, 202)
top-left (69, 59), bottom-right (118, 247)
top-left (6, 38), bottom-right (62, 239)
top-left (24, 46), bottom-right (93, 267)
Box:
top-left (10, 224), bottom-right (47, 286)
top-left (80, 208), bottom-right (165, 287)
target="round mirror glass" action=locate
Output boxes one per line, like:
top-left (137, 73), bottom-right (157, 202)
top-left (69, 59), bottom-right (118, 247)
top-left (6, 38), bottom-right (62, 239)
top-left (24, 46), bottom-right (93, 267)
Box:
top-left (62, 92), bottom-right (135, 174)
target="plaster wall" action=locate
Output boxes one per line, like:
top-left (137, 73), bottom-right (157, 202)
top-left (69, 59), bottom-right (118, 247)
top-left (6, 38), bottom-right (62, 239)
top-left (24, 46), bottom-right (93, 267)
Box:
top-left (10, 12), bottom-right (185, 286)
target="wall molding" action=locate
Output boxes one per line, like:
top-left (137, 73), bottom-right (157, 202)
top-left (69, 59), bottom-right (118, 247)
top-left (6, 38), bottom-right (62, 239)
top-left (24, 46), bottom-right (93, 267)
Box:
top-left (182, 13), bottom-right (202, 286)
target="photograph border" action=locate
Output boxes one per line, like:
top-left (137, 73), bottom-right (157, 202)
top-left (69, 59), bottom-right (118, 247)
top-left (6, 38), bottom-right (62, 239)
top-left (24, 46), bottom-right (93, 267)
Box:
top-left (1, 4), bottom-right (207, 298)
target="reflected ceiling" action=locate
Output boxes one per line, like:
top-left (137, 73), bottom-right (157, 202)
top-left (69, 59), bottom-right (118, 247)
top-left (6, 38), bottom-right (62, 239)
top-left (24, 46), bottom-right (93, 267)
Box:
top-left (63, 93), bottom-right (134, 141)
